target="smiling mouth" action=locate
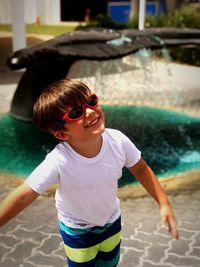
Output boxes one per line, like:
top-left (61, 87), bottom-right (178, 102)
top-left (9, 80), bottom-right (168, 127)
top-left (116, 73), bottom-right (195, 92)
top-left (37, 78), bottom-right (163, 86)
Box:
top-left (85, 117), bottom-right (100, 128)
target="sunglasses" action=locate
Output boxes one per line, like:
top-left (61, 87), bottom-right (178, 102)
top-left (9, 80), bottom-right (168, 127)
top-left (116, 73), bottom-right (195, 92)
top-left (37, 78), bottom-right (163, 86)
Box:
top-left (55, 94), bottom-right (99, 130)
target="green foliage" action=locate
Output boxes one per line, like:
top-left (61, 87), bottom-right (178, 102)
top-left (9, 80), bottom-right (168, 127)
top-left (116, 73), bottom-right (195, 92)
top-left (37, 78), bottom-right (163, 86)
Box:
top-left (143, 5), bottom-right (200, 29)
top-left (81, 5), bottom-right (200, 30)
top-left (76, 14), bottom-right (127, 30)
top-left (169, 47), bottom-right (200, 67)
top-left (138, 4), bottom-right (200, 67)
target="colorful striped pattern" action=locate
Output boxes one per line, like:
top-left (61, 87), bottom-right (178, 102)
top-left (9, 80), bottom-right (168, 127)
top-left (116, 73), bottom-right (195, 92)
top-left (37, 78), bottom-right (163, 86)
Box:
top-left (59, 217), bottom-right (121, 267)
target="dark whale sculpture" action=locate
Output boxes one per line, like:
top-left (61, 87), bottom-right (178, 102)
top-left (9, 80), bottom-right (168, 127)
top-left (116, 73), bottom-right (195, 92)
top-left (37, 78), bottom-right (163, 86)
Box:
top-left (7, 27), bottom-right (200, 121)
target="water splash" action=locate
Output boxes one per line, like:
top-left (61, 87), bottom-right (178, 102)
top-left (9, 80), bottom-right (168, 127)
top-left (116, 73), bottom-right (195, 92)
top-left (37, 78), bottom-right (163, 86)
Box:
top-left (68, 49), bottom-right (200, 117)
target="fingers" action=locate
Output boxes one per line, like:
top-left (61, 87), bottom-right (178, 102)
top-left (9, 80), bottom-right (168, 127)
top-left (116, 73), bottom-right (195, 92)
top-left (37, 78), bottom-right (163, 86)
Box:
top-left (168, 218), bottom-right (179, 240)
top-left (162, 217), bottom-right (179, 240)
top-left (160, 206), bottom-right (179, 240)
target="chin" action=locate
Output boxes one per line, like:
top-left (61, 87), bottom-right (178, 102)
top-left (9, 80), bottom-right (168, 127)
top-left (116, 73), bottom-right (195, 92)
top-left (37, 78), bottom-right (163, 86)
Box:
top-left (93, 122), bottom-right (105, 135)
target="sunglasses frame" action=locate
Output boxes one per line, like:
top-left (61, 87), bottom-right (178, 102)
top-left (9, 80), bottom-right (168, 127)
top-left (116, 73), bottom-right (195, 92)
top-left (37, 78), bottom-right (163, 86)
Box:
top-left (62, 93), bottom-right (99, 123)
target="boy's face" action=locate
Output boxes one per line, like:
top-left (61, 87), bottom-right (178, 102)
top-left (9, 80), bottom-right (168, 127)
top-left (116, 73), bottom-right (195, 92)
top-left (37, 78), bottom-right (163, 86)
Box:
top-left (54, 96), bottom-right (105, 143)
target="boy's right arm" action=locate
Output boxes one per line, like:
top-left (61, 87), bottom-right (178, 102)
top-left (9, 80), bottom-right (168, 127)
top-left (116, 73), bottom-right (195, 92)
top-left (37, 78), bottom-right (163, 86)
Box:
top-left (0, 183), bottom-right (39, 227)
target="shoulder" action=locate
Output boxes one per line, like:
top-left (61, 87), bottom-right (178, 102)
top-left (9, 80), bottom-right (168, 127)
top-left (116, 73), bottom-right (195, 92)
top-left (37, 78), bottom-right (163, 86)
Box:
top-left (104, 128), bottom-right (140, 153)
top-left (104, 128), bottom-right (128, 144)
top-left (45, 143), bottom-right (71, 169)
top-left (104, 128), bottom-right (125, 139)
top-left (40, 142), bottom-right (68, 167)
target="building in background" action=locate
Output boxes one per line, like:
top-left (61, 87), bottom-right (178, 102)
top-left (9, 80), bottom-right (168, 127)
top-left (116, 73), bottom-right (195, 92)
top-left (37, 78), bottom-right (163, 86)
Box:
top-left (0, 0), bottom-right (193, 25)
top-left (108, 0), bottom-right (166, 23)
top-left (61, 0), bottom-right (107, 22)
top-left (0, 0), bottom-right (60, 24)
top-left (0, 0), bottom-right (107, 24)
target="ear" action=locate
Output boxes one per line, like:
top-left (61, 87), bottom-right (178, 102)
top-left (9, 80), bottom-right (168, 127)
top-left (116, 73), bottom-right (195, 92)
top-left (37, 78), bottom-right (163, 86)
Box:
top-left (53, 130), bottom-right (70, 141)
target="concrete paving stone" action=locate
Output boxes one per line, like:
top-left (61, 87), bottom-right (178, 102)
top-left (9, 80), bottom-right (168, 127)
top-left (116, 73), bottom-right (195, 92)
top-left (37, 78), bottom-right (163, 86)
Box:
top-left (139, 261), bottom-right (176, 267)
top-left (192, 197), bottom-right (200, 204)
top-left (179, 221), bottom-right (200, 231)
top-left (0, 234), bottom-right (21, 248)
top-left (5, 240), bottom-right (38, 262)
top-left (16, 213), bottom-right (49, 228)
top-left (52, 244), bottom-right (66, 260)
top-left (189, 247), bottom-right (200, 257)
top-left (121, 222), bottom-right (140, 238)
top-left (176, 228), bottom-right (197, 239)
top-left (18, 262), bottom-right (35, 267)
top-left (48, 218), bottom-right (60, 229)
top-left (194, 233), bottom-right (200, 246)
top-left (155, 225), bottom-right (174, 236)
top-left (27, 251), bottom-right (66, 267)
top-left (119, 248), bottom-right (143, 267)
top-left (0, 219), bottom-right (18, 233)
top-left (167, 239), bottom-right (192, 255)
top-left (130, 204), bottom-right (157, 215)
top-left (6, 227), bottom-right (49, 243)
top-left (147, 245), bottom-right (171, 263)
top-left (135, 219), bottom-right (159, 233)
top-left (122, 198), bottom-right (150, 207)
top-left (0, 244), bottom-right (11, 260)
top-left (34, 235), bottom-right (62, 255)
top-left (12, 219), bottom-right (30, 230)
top-left (143, 243), bottom-right (171, 262)
top-left (121, 212), bottom-right (143, 223)
top-left (173, 195), bottom-right (190, 204)
top-left (170, 206), bottom-right (181, 215)
top-left (127, 212), bottom-right (158, 222)
top-left (183, 203), bottom-right (200, 212)
top-left (15, 216), bottom-right (30, 225)
top-left (26, 197), bottom-right (55, 214)
top-left (37, 224), bottom-right (60, 235)
top-left (0, 258), bottom-right (21, 267)
top-left (1, 177), bottom-right (200, 266)
top-left (17, 210), bottom-right (57, 229)
top-left (134, 231), bottom-right (171, 244)
top-left (164, 254), bottom-right (200, 267)
top-left (179, 210), bottom-right (200, 221)
top-left (123, 201), bottom-right (142, 210)
top-left (122, 238), bottom-right (149, 251)
top-left (190, 190), bottom-right (200, 198)
top-left (133, 203), bottom-right (157, 214)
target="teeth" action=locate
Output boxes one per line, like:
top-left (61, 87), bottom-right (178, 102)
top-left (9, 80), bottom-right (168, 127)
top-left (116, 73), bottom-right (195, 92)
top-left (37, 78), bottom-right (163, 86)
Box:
top-left (87, 117), bottom-right (99, 127)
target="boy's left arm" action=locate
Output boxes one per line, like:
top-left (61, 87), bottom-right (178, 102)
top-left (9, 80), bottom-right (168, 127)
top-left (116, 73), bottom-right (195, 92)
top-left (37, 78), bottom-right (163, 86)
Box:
top-left (128, 158), bottom-right (179, 240)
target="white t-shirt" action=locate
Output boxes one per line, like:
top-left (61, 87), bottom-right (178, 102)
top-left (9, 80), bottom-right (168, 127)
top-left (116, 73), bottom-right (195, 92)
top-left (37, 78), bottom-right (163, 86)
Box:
top-left (25, 129), bottom-right (141, 228)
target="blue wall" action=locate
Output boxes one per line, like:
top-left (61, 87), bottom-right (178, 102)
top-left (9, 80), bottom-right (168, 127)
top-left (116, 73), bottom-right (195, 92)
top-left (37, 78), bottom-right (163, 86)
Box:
top-left (108, 2), bottom-right (131, 23)
top-left (108, 1), bottom-right (166, 23)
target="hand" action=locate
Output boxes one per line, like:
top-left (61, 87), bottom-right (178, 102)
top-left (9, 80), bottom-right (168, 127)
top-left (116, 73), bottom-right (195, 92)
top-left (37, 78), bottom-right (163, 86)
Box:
top-left (160, 205), bottom-right (179, 240)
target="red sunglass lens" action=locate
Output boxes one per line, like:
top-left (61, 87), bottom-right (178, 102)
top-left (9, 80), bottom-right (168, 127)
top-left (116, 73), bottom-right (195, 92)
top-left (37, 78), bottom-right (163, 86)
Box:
top-left (86, 94), bottom-right (98, 107)
top-left (68, 106), bottom-right (84, 119)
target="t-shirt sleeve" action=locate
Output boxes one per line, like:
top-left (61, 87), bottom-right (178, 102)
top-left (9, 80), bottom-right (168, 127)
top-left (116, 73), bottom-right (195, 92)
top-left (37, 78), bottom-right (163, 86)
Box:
top-left (24, 153), bottom-right (59, 194)
top-left (122, 133), bottom-right (141, 168)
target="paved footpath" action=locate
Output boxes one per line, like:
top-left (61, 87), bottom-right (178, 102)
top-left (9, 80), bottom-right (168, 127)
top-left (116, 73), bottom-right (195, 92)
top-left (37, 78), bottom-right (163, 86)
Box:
top-left (0, 177), bottom-right (200, 267)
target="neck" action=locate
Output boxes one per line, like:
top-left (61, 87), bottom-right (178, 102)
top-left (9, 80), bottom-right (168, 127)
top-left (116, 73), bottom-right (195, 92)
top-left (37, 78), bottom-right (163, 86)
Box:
top-left (68, 135), bottom-right (103, 158)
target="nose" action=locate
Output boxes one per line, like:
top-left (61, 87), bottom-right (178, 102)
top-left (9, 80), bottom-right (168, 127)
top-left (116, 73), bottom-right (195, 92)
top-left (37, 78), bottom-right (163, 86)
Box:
top-left (85, 107), bottom-right (95, 117)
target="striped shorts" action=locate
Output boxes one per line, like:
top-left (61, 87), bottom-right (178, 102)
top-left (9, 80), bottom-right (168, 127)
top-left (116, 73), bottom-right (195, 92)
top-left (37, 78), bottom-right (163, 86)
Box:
top-left (59, 217), bottom-right (121, 267)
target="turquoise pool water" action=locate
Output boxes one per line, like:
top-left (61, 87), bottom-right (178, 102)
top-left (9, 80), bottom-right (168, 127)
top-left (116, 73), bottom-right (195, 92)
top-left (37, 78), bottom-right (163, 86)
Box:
top-left (0, 106), bottom-right (200, 187)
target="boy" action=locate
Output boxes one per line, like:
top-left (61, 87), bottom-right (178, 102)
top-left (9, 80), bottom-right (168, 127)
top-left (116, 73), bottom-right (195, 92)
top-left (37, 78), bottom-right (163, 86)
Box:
top-left (0, 79), bottom-right (179, 266)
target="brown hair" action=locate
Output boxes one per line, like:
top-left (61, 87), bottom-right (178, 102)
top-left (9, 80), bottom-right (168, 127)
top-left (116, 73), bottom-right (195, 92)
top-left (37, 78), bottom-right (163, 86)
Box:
top-left (33, 79), bottom-right (91, 132)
